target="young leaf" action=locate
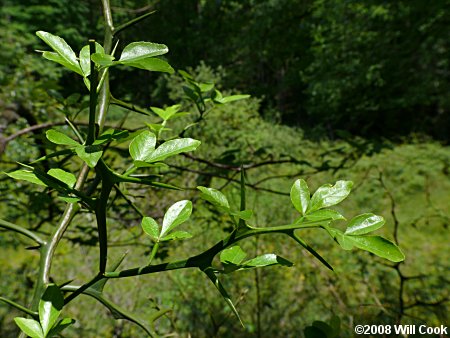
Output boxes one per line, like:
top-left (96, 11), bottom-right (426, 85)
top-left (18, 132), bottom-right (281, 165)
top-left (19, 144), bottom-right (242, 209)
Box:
top-left (145, 138), bottom-right (201, 163)
top-left (230, 209), bottom-right (253, 221)
top-left (91, 53), bottom-right (115, 67)
top-left (141, 216), bottom-right (159, 241)
top-left (220, 246), bottom-right (247, 266)
top-left (39, 284), bottom-right (64, 337)
top-left (160, 200), bottom-right (192, 238)
top-left (303, 209), bottom-right (345, 222)
top-left (150, 104), bottom-right (181, 121)
top-left (14, 318), bottom-right (43, 338)
top-left (129, 130), bottom-right (156, 162)
top-left (214, 94), bottom-right (250, 104)
top-left (290, 179), bottom-right (310, 215)
top-left (36, 31), bottom-right (81, 75)
top-left (42, 51), bottom-right (83, 75)
top-left (75, 145), bottom-right (103, 168)
top-left (47, 168), bottom-right (76, 188)
top-left (309, 180), bottom-right (353, 212)
top-left (46, 318), bottom-right (75, 338)
top-left (120, 58), bottom-right (174, 74)
top-left (242, 254), bottom-right (293, 269)
top-left (344, 213), bottom-right (385, 235)
top-left (80, 42), bottom-right (105, 77)
top-left (119, 42), bottom-right (168, 62)
top-left (197, 186), bottom-right (230, 210)
top-left (46, 129), bottom-right (80, 146)
top-left (160, 231), bottom-right (192, 241)
top-left (6, 170), bottom-right (47, 186)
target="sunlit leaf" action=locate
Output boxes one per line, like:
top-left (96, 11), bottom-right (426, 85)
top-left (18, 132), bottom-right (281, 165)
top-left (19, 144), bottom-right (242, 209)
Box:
top-left (80, 42), bottom-right (105, 77)
top-left (303, 209), bottom-right (345, 222)
top-left (42, 51), bottom-right (83, 75)
top-left (345, 235), bottom-right (405, 262)
top-left (129, 130), bottom-right (156, 162)
top-left (141, 216), bottom-right (159, 241)
top-left (145, 138), bottom-right (201, 163)
top-left (242, 254), bottom-right (293, 269)
top-left (39, 284), bottom-right (64, 337)
top-left (214, 94), bottom-right (250, 104)
top-left (91, 53), bottom-right (115, 67)
top-left (46, 318), bottom-right (75, 338)
top-left (120, 58), bottom-right (174, 73)
top-left (46, 129), bottom-right (79, 146)
top-left (220, 246), bottom-right (247, 266)
top-left (290, 179), bottom-right (310, 215)
top-left (47, 168), bottom-right (76, 188)
top-left (75, 145), bottom-right (103, 168)
top-left (309, 180), bottom-right (353, 212)
top-left (197, 186), bottom-right (230, 210)
top-left (6, 170), bottom-right (46, 186)
top-left (345, 213), bottom-right (385, 235)
top-left (161, 200), bottom-right (192, 238)
top-left (14, 318), bottom-right (43, 338)
top-left (160, 231), bottom-right (192, 241)
top-left (119, 42), bottom-right (168, 62)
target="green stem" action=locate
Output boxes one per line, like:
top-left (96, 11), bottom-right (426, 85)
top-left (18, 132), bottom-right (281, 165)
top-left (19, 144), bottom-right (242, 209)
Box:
top-left (64, 273), bottom-right (104, 305)
top-left (87, 39), bottom-right (98, 145)
top-left (148, 242), bottom-right (159, 265)
top-left (110, 95), bottom-right (152, 116)
top-left (0, 218), bottom-right (45, 246)
top-left (114, 10), bottom-right (156, 36)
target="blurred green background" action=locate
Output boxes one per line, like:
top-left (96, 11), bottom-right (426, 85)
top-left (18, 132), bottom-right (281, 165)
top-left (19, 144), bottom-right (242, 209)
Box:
top-left (0, 1), bottom-right (448, 337)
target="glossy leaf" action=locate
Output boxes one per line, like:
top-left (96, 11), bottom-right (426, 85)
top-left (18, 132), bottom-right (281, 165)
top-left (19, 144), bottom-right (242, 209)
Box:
top-left (214, 94), bottom-right (250, 104)
top-left (290, 179), bottom-right (310, 215)
top-left (303, 209), bottom-right (345, 222)
top-left (46, 129), bottom-right (79, 146)
top-left (129, 130), bottom-right (156, 162)
top-left (309, 180), bottom-right (353, 212)
top-left (161, 200), bottom-right (192, 238)
top-left (230, 209), bottom-right (253, 221)
top-left (6, 170), bottom-right (47, 186)
top-left (141, 216), bottom-right (159, 241)
top-left (46, 318), bottom-right (75, 338)
top-left (198, 82), bottom-right (214, 92)
top-left (119, 42), bottom-right (168, 62)
top-left (345, 213), bottom-right (385, 235)
top-left (220, 246), bottom-right (247, 265)
top-left (145, 138), bottom-right (201, 163)
top-left (39, 284), bottom-right (64, 337)
top-left (150, 104), bottom-right (181, 121)
top-left (160, 231), bottom-right (192, 241)
top-left (42, 51), bottom-right (83, 75)
top-left (36, 31), bottom-right (81, 75)
top-left (345, 235), bottom-right (405, 262)
top-left (14, 318), bottom-right (43, 338)
top-left (58, 196), bottom-right (80, 203)
top-left (197, 186), bottom-right (230, 210)
top-left (242, 254), bottom-right (293, 269)
top-left (80, 42), bottom-right (105, 77)
top-left (120, 58), bottom-right (174, 74)
top-left (75, 145), bottom-right (103, 168)
top-left (47, 168), bottom-right (76, 188)
top-left (91, 53), bottom-right (115, 67)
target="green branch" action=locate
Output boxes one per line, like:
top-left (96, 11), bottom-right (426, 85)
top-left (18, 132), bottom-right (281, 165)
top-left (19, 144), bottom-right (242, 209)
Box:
top-left (0, 218), bottom-right (45, 246)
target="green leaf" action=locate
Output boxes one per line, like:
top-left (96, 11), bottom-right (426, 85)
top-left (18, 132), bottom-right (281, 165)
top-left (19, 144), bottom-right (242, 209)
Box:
top-left (119, 42), bottom-right (168, 62)
top-left (47, 168), bottom-right (76, 188)
top-left (14, 318), bottom-right (43, 338)
top-left (94, 129), bottom-right (129, 145)
top-left (129, 130), bottom-right (156, 162)
top-left (58, 196), bottom-right (80, 203)
top-left (345, 235), bottom-right (405, 262)
top-left (36, 31), bottom-right (81, 75)
top-left (141, 216), bottom-right (159, 241)
top-left (39, 284), bottom-right (64, 337)
top-left (303, 209), bottom-right (345, 222)
top-left (242, 254), bottom-right (293, 269)
top-left (220, 246), bottom-right (247, 266)
top-left (80, 42), bottom-right (105, 77)
top-left (120, 58), bottom-right (174, 74)
top-left (46, 129), bottom-right (79, 146)
top-left (309, 180), bottom-right (353, 212)
top-left (6, 170), bottom-right (47, 186)
top-left (46, 318), bottom-right (75, 338)
top-left (290, 179), bottom-right (310, 215)
top-left (198, 82), bottom-right (214, 92)
top-left (214, 94), bottom-right (250, 104)
top-left (161, 200), bottom-right (192, 238)
top-left (345, 213), bottom-right (385, 235)
top-left (42, 52), bottom-right (83, 75)
top-left (75, 145), bottom-right (103, 168)
top-left (145, 138), bottom-right (201, 163)
top-left (230, 209), bottom-right (253, 221)
top-left (150, 104), bottom-right (181, 121)
top-left (91, 53), bottom-right (115, 67)
top-left (160, 230), bottom-right (192, 241)
top-left (197, 186), bottom-right (230, 210)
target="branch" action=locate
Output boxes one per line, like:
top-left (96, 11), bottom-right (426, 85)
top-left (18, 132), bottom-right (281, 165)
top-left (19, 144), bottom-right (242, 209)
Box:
top-left (0, 218), bottom-right (45, 246)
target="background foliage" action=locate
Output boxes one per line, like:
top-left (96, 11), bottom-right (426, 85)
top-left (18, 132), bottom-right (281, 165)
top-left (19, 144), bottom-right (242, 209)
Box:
top-left (0, 0), bottom-right (448, 337)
